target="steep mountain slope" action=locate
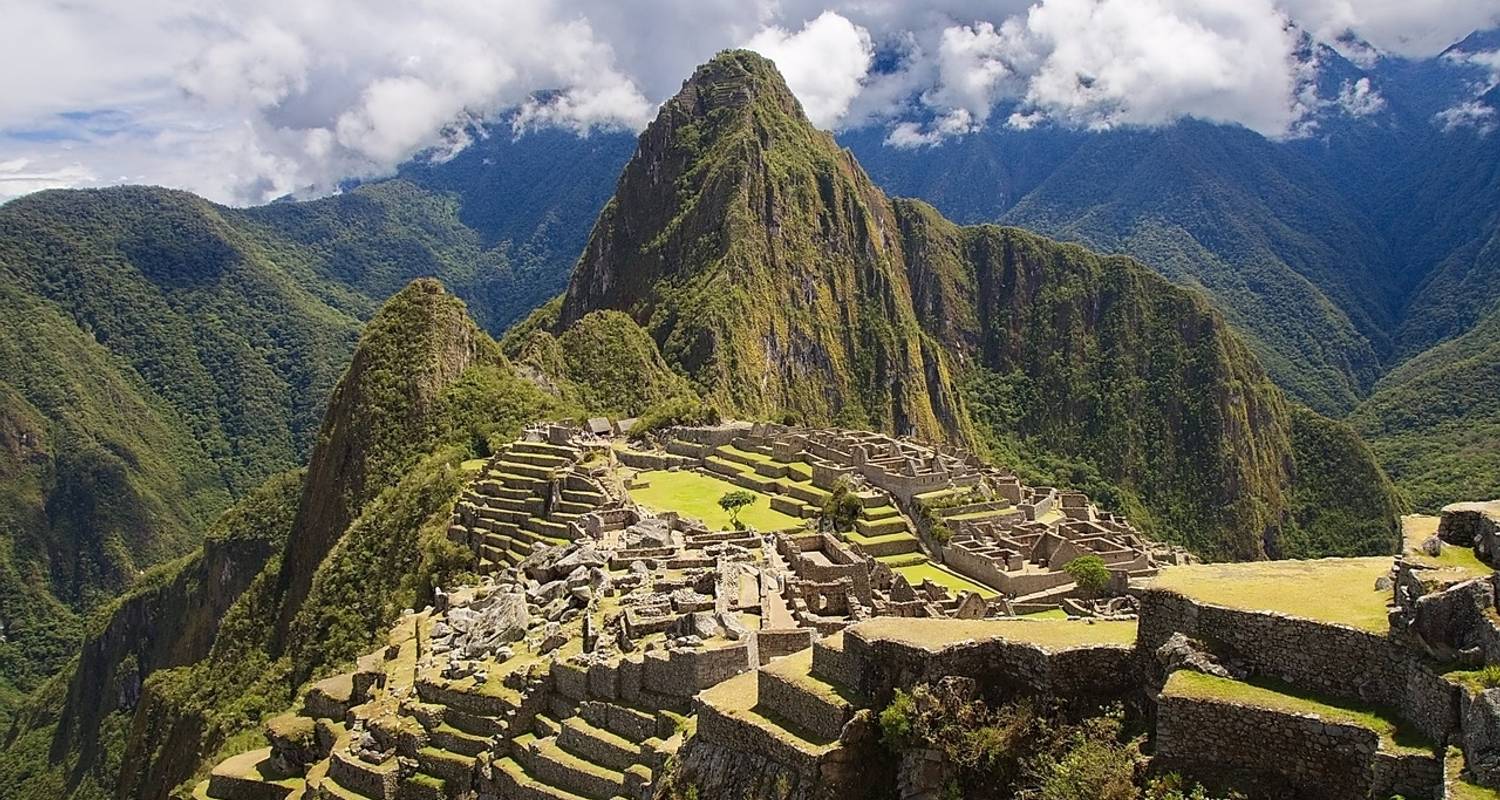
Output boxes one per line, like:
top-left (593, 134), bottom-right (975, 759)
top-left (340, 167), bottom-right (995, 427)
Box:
top-left (1354, 301), bottom-right (1500, 511)
top-left (0, 281), bottom-right (583, 800)
top-left (552, 50), bottom-right (1399, 560)
top-left (0, 178), bottom-right (583, 708)
top-left (995, 122), bottom-right (1394, 414)
top-left (557, 52), bottom-right (971, 441)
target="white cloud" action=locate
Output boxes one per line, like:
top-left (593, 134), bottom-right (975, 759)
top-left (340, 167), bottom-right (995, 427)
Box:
top-left (1436, 100), bottom-right (1498, 133)
top-left (744, 12), bottom-right (873, 130)
top-left (2, 0), bottom-right (1498, 203)
top-left (1336, 76), bottom-right (1386, 116)
top-left (1278, 0), bottom-right (1500, 57)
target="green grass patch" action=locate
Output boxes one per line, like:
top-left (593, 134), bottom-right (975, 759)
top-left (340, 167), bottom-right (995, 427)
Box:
top-left (894, 563), bottom-right (998, 598)
top-left (1163, 671), bottom-right (1431, 754)
top-left (1403, 514), bottom-right (1492, 577)
top-left (1150, 557), bottom-right (1393, 632)
top-left (631, 470), bottom-right (801, 530)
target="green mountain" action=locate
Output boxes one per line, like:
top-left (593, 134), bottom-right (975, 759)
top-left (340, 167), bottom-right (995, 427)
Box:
top-left (0, 176), bottom-right (609, 710)
top-left (0, 281), bottom-right (580, 799)
top-left (547, 50), bottom-right (1399, 560)
top-left (0, 50), bottom-right (1410, 800)
top-left (556, 52), bottom-right (971, 442)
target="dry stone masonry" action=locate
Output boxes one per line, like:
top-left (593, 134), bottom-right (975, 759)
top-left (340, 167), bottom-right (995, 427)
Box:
top-left (190, 422), bottom-right (1500, 800)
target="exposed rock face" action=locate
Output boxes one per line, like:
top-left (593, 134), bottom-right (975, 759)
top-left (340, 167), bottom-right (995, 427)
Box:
top-left (1155, 632), bottom-right (1243, 680)
top-left (553, 49), bottom-right (1399, 560)
top-left (558, 51), bottom-right (970, 442)
top-left (1463, 688), bottom-right (1500, 786)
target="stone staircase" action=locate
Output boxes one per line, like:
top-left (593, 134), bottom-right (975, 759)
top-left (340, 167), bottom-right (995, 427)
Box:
top-left (448, 440), bottom-right (611, 574)
top-left (485, 695), bottom-right (688, 800)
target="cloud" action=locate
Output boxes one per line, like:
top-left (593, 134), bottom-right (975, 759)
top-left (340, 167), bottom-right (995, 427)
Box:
top-left (2, 0), bottom-right (1498, 204)
top-left (1436, 100), bottom-right (1497, 133)
top-left (1336, 76), bottom-right (1386, 116)
top-left (886, 0), bottom-right (1310, 144)
top-left (1278, 0), bottom-right (1500, 57)
top-left (744, 11), bottom-right (874, 130)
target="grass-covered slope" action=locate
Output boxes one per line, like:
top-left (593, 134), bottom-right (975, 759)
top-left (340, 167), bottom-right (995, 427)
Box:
top-left (554, 50), bottom-right (1400, 561)
top-left (558, 51), bottom-right (971, 441)
top-left (0, 280), bottom-right (577, 800)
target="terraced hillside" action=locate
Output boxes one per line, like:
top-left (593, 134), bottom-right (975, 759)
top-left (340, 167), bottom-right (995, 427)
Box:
top-left (187, 418), bottom-right (1500, 800)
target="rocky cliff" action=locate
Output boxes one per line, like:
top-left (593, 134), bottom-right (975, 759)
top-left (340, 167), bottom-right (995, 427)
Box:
top-left (552, 50), bottom-right (1399, 560)
top-left (558, 51), bottom-right (971, 441)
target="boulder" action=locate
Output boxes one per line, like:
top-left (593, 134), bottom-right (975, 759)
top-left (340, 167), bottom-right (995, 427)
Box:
top-left (669, 611), bottom-right (723, 640)
top-left (1156, 632), bottom-right (1242, 679)
top-left (1463, 688), bottom-right (1500, 787)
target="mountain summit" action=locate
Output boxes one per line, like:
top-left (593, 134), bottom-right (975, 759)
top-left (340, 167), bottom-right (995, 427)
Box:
top-left (553, 50), bottom-right (1398, 560)
top-left (559, 50), bottom-right (971, 441)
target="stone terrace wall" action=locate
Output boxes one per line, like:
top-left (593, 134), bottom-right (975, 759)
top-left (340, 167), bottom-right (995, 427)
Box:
top-left (1155, 694), bottom-right (1440, 800)
top-left (841, 628), bottom-right (1140, 708)
top-left (1138, 590), bottom-right (1460, 745)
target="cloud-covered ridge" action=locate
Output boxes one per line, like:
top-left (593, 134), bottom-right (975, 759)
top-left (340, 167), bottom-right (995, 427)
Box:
top-left (1, 0), bottom-right (1498, 203)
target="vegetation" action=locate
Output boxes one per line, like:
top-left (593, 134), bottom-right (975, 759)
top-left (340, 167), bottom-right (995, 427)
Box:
top-left (1064, 555), bottom-right (1112, 595)
top-left (876, 683), bottom-right (1232, 800)
top-left (0, 281), bottom-right (576, 800)
top-left (717, 490), bottom-right (756, 529)
top-left (821, 478), bottom-right (864, 533)
top-left (631, 396), bottom-right (721, 437)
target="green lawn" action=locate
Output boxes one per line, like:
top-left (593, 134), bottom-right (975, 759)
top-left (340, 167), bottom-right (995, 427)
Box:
top-left (1404, 514), bottom-right (1492, 577)
top-left (896, 563), bottom-right (998, 598)
top-left (1150, 557), bottom-right (1393, 632)
top-left (631, 470), bottom-right (802, 531)
top-left (1163, 671), bottom-right (1430, 754)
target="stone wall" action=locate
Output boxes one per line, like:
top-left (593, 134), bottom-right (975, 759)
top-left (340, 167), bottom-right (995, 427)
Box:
top-left (642, 641), bottom-right (756, 697)
top-left (1137, 589), bottom-right (1459, 745)
top-left (755, 629), bottom-right (816, 665)
top-left (939, 544), bottom-right (1073, 596)
top-left (1155, 694), bottom-right (1440, 800)
top-left (842, 627), bottom-right (1139, 707)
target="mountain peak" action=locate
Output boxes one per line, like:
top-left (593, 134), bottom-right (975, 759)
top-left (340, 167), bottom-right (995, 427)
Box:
top-left (672, 49), bottom-right (803, 117)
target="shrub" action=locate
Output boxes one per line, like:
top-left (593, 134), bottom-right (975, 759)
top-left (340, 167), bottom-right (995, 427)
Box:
top-left (1476, 664), bottom-right (1500, 689)
top-left (1064, 555), bottom-right (1112, 595)
top-left (822, 478), bottom-right (863, 532)
top-left (879, 689), bottom-right (917, 749)
top-left (633, 396), bottom-right (720, 436)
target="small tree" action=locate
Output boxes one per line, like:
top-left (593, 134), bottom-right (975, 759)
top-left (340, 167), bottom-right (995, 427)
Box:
top-left (1063, 555), bottom-right (1112, 595)
top-left (822, 478), bottom-right (863, 532)
top-left (718, 489), bottom-right (756, 529)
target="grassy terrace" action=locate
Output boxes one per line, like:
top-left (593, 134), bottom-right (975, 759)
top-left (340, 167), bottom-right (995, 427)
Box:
top-left (702, 670), bottom-right (840, 752)
top-left (1404, 514), bottom-right (1492, 578)
top-left (631, 469), bottom-right (802, 531)
top-left (1449, 749), bottom-right (1500, 800)
top-left (851, 616), bottom-right (1136, 650)
top-left (1163, 671), bottom-right (1431, 754)
top-left (895, 563), bottom-right (997, 598)
top-left (1149, 557), bottom-right (1393, 632)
